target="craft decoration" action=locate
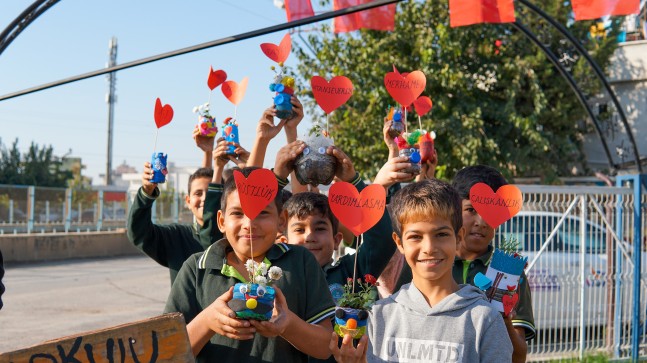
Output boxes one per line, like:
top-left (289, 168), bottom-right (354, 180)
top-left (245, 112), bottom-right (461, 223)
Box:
top-left (419, 131), bottom-right (436, 164)
top-left (333, 274), bottom-right (378, 339)
top-left (386, 106), bottom-right (405, 139)
top-left (395, 132), bottom-right (422, 175)
top-left (384, 66), bottom-right (426, 107)
top-left (311, 76), bottom-right (354, 115)
top-left (413, 96), bottom-right (432, 117)
top-left (151, 98), bottom-right (173, 184)
top-left (222, 77), bottom-right (249, 106)
top-left (469, 183), bottom-right (523, 229)
top-left (294, 133), bottom-right (338, 186)
top-left (194, 67), bottom-right (227, 136)
top-left (474, 238), bottom-right (528, 316)
top-left (328, 182), bottom-right (386, 236)
top-left (222, 117), bottom-right (240, 155)
top-left (233, 168), bottom-right (278, 220)
top-left (228, 261), bottom-right (284, 321)
top-left (262, 34), bottom-right (296, 120)
top-left (208, 67), bottom-right (227, 91)
top-left (228, 169), bottom-right (281, 321)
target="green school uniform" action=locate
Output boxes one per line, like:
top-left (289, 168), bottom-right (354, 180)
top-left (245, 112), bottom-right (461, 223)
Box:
top-left (394, 245), bottom-right (536, 340)
top-left (164, 239), bottom-right (336, 363)
top-left (126, 186), bottom-right (222, 284)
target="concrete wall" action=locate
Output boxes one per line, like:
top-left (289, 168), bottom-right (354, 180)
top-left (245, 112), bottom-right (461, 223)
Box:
top-left (0, 230), bottom-right (141, 263)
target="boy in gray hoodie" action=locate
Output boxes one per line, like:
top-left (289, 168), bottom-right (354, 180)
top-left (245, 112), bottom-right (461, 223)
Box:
top-left (365, 179), bottom-right (512, 363)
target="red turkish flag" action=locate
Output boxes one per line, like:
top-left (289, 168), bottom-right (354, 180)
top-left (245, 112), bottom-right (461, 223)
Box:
top-left (449, 0), bottom-right (516, 27)
top-left (333, 0), bottom-right (396, 33)
top-left (571, 0), bottom-right (640, 21)
top-left (285, 0), bottom-right (315, 22)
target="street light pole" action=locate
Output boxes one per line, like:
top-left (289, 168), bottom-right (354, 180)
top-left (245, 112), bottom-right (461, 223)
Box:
top-left (105, 37), bottom-right (117, 186)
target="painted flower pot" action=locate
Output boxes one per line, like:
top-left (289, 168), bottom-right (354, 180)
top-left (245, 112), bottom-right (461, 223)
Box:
top-left (399, 148), bottom-right (421, 175)
top-left (199, 115), bottom-right (218, 137)
top-left (228, 283), bottom-right (276, 321)
top-left (150, 152), bottom-right (168, 184)
top-left (334, 307), bottom-right (369, 339)
top-left (294, 135), bottom-right (338, 186)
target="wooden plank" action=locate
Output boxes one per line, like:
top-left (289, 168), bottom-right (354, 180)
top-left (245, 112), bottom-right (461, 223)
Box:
top-left (0, 313), bottom-right (194, 363)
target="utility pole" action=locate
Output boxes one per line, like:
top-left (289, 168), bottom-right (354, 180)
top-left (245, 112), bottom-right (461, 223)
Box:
top-left (105, 37), bottom-right (117, 185)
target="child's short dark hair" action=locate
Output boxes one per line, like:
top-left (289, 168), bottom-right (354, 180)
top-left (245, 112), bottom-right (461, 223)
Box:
top-left (221, 167), bottom-right (283, 212)
top-left (451, 165), bottom-right (508, 200)
top-left (283, 192), bottom-right (339, 234)
top-left (188, 168), bottom-right (213, 193)
top-left (390, 179), bottom-right (462, 237)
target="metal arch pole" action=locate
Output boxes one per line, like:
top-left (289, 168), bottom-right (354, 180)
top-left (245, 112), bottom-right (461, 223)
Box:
top-left (511, 22), bottom-right (618, 172)
top-left (518, 0), bottom-right (643, 174)
top-left (0, 0), bottom-right (403, 102)
top-left (0, 0), bottom-right (60, 56)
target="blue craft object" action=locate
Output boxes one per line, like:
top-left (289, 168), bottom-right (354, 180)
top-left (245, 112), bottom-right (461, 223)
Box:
top-left (150, 152), bottom-right (168, 184)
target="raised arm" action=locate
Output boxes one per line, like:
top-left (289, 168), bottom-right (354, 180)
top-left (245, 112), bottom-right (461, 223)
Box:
top-left (247, 106), bottom-right (287, 167)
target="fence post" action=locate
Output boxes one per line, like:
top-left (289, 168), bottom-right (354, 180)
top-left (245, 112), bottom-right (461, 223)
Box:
top-left (579, 194), bottom-right (587, 360)
top-left (97, 190), bottom-right (103, 231)
top-left (64, 188), bottom-right (72, 233)
top-left (613, 190), bottom-right (625, 358)
top-left (27, 186), bottom-right (35, 233)
top-left (45, 200), bottom-right (49, 223)
top-left (78, 201), bottom-right (82, 223)
top-left (8, 199), bottom-right (13, 224)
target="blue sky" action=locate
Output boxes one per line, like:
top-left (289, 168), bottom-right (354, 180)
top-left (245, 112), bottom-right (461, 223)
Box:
top-left (0, 1), bottom-right (318, 185)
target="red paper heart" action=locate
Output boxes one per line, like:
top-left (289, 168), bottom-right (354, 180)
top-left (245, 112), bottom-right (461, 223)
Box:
top-left (154, 98), bottom-right (173, 129)
top-left (469, 183), bottom-right (523, 229)
top-left (328, 182), bottom-right (386, 236)
top-left (502, 293), bottom-right (519, 317)
top-left (222, 77), bottom-right (249, 105)
top-left (413, 96), bottom-right (433, 116)
top-left (384, 68), bottom-right (426, 107)
top-left (311, 76), bottom-right (354, 114)
top-left (233, 169), bottom-right (278, 220)
top-left (260, 33), bottom-right (291, 64)
top-left (208, 67), bottom-right (227, 90)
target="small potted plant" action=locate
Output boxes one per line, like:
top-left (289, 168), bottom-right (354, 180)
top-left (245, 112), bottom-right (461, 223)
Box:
top-left (294, 125), bottom-right (338, 186)
top-left (334, 274), bottom-right (378, 339)
top-left (192, 102), bottom-right (218, 137)
top-left (228, 260), bottom-right (283, 321)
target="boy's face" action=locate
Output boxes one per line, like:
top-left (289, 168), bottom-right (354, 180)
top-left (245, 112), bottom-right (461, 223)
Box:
top-left (460, 199), bottom-right (495, 256)
top-left (217, 190), bottom-right (285, 261)
top-left (393, 216), bottom-right (464, 284)
top-left (185, 177), bottom-right (210, 225)
top-left (286, 213), bottom-right (342, 267)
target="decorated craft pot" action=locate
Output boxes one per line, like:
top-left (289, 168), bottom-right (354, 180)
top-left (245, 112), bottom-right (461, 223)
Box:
top-left (387, 120), bottom-right (405, 139)
top-left (419, 137), bottom-right (435, 163)
top-left (228, 283), bottom-right (276, 321)
top-left (222, 122), bottom-right (240, 155)
top-left (334, 307), bottom-right (369, 339)
top-left (150, 152), bottom-right (168, 184)
top-left (399, 148), bottom-right (421, 175)
top-left (199, 115), bottom-right (218, 137)
top-left (273, 91), bottom-right (295, 120)
top-left (294, 135), bottom-right (338, 186)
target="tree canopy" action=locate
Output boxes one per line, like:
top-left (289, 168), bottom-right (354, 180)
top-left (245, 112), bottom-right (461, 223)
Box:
top-left (294, 0), bottom-right (620, 182)
top-left (0, 138), bottom-right (73, 187)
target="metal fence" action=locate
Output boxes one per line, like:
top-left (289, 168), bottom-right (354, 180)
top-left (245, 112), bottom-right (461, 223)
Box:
top-left (496, 182), bottom-right (647, 361)
top-left (0, 184), bottom-right (191, 233)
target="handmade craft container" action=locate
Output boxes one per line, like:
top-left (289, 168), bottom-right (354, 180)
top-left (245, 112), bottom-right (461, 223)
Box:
top-left (150, 152), bottom-right (168, 184)
top-left (228, 282), bottom-right (276, 321)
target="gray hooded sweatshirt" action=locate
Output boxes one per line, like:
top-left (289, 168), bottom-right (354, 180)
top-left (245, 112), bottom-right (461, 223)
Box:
top-left (367, 283), bottom-right (513, 363)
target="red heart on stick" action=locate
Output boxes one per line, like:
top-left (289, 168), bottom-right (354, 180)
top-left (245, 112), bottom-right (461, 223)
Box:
top-left (260, 33), bottom-right (292, 64)
top-left (154, 98), bottom-right (173, 129)
top-left (208, 67), bottom-right (227, 90)
top-left (502, 293), bottom-right (519, 317)
top-left (384, 69), bottom-right (426, 107)
top-left (311, 75), bottom-right (354, 114)
top-left (328, 182), bottom-right (386, 236)
top-left (469, 183), bottom-right (523, 229)
top-left (233, 169), bottom-right (278, 220)
top-left (413, 96), bottom-right (433, 116)
top-left (222, 77), bottom-right (249, 105)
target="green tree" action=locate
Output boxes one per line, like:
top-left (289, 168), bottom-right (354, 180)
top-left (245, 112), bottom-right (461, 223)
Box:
top-left (0, 138), bottom-right (73, 187)
top-left (294, 0), bottom-right (620, 182)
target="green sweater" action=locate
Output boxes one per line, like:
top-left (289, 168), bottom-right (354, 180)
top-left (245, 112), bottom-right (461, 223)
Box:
top-left (126, 186), bottom-right (221, 284)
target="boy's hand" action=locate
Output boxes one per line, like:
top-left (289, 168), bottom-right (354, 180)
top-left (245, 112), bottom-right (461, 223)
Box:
top-left (205, 287), bottom-right (256, 340)
top-left (330, 332), bottom-right (368, 363)
top-left (373, 156), bottom-right (415, 188)
top-left (327, 146), bottom-right (356, 183)
top-left (193, 125), bottom-right (216, 152)
top-left (274, 141), bottom-right (306, 180)
top-left (232, 144), bottom-right (250, 168)
top-left (249, 286), bottom-right (290, 338)
top-left (141, 162), bottom-right (157, 196)
top-left (213, 138), bottom-right (231, 170)
top-left (257, 107), bottom-right (287, 141)
top-left (284, 96), bottom-right (304, 132)
top-left (382, 117), bottom-right (398, 154)
top-left (415, 149), bottom-right (438, 182)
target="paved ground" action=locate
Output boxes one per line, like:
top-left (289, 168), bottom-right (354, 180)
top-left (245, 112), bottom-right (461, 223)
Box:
top-left (0, 255), bottom-right (170, 352)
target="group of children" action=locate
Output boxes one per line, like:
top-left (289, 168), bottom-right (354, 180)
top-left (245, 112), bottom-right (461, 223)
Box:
top-left (127, 96), bottom-right (535, 362)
